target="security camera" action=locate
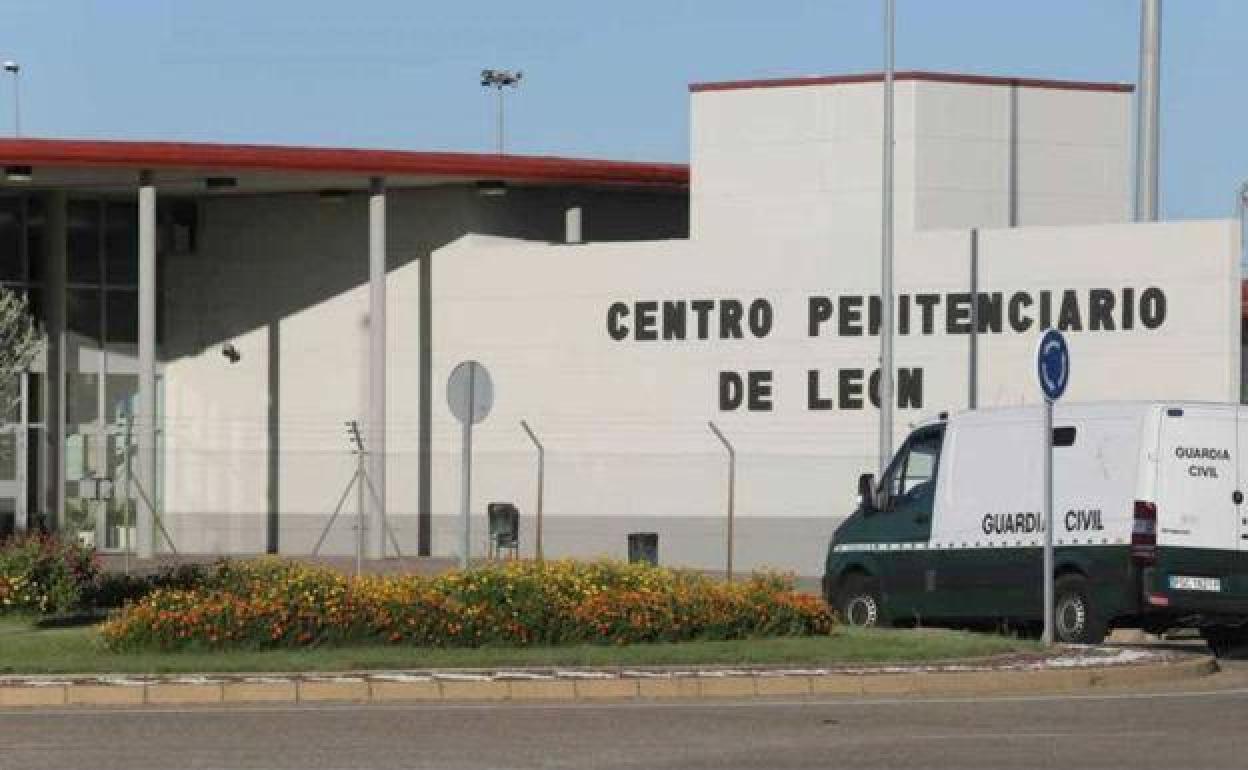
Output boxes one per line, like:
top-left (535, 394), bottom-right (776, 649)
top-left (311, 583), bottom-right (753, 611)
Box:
top-left (222, 343), bottom-right (241, 363)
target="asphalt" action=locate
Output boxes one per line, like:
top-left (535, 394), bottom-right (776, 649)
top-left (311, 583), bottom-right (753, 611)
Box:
top-left (1, 658), bottom-right (1243, 770)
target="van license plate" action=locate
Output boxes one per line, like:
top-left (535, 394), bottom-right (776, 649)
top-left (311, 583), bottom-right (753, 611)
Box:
top-left (1169, 576), bottom-right (1221, 592)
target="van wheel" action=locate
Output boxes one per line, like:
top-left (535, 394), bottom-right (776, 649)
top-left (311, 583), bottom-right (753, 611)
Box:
top-left (1053, 575), bottom-right (1106, 645)
top-left (1200, 626), bottom-right (1248, 657)
top-left (836, 575), bottom-right (885, 629)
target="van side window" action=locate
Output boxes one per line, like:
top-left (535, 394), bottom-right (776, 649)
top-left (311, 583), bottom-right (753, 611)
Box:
top-left (883, 429), bottom-right (943, 512)
top-left (1053, 426), bottom-right (1076, 447)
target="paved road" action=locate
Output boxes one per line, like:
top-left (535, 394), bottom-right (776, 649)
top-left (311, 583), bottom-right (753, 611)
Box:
top-left (2, 661), bottom-right (1244, 770)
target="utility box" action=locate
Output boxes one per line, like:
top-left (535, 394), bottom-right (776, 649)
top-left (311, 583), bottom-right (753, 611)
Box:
top-left (627, 532), bottom-right (659, 566)
top-left (488, 502), bottom-right (519, 558)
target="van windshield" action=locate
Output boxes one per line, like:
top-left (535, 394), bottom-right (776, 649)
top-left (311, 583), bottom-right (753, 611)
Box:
top-left (882, 426), bottom-right (943, 510)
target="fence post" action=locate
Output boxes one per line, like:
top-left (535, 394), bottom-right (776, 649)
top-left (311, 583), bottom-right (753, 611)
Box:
top-left (707, 421), bottom-right (735, 582)
top-left (520, 420), bottom-right (545, 561)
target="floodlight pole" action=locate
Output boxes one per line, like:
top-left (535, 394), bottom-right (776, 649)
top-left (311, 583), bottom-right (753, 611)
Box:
top-left (481, 69), bottom-right (522, 154)
top-left (878, 0), bottom-right (896, 475)
top-left (1237, 182), bottom-right (1247, 271)
top-left (1134, 0), bottom-right (1162, 222)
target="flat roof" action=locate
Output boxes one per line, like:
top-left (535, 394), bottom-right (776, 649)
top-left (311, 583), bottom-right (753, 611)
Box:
top-left (0, 138), bottom-right (689, 192)
top-left (690, 70), bottom-right (1134, 94)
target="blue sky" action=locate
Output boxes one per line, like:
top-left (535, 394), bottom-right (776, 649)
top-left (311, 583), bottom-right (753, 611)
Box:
top-left (4, 0), bottom-right (1244, 219)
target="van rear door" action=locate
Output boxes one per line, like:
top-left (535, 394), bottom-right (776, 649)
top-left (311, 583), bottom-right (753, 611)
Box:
top-left (1156, 405), bottom-right (1237, 599)
top-left (1231, 408), bottom-right (1248, 601)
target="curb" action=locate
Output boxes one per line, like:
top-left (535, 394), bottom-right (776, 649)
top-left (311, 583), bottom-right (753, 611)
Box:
top-left (0, 656), bottom-right (1217, 709)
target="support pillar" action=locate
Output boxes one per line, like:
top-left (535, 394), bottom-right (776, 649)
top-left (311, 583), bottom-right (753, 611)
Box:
top-left (137, 172), bottom-right (157, 558)
top-left (45, 191), bottom-right (66, 534)
top-left (367, 177), bottom-right (386, 560)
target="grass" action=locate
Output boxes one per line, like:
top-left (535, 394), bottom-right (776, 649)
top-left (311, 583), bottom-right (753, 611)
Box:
top-left (0, 615), bottom-right (1041, 675)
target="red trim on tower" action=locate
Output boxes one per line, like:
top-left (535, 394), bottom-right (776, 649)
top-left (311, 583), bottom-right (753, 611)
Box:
top-left (690, 71), bottom-right (1134, 94)
top-left (0, 138), bottom-right (689, 187)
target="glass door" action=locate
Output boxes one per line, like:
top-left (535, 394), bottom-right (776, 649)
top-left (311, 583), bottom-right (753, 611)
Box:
top-left (64, 199), bottom-right (141, 552)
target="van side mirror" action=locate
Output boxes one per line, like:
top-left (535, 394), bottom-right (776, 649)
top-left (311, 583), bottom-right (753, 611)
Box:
top-left (858, 472), bottom-right (877, 513)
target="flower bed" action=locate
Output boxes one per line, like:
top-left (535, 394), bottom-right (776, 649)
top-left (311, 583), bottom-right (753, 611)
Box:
top-left (0, 533), bottom-right (99, 615)
top-left (100, 559), bottom-right (834, 651)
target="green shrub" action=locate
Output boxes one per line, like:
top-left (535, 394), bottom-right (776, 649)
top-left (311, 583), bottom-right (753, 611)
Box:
top-left (0, 533), bottom-right (99, 615)
top-left (100, 558), bottom-right (834, 651)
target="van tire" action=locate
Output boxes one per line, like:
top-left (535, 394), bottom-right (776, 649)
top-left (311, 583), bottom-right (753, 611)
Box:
top-left (1053, 574), bottom-right (1106, 645)
top-left (1200, 626), bottom-right (1248, 657)
top-left (836, 574), bottom-right (885, 629)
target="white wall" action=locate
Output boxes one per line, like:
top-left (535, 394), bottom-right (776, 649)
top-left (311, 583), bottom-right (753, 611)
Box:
top-left (157, 185), bottom-right (687, 554)
top-left (431, 220), bottom-right (1239, 576)
top-left (691, 78), bottom-right (1131, 243)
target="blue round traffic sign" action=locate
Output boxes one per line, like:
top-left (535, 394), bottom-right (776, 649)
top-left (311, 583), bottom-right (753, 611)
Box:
top-left (1036, 329), bottom-right (1070, 402)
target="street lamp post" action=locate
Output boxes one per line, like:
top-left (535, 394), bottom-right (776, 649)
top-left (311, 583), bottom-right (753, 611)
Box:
top-left (480, 69), bottom-right (523, 154)
top-left (3, 61), bottom-right (19, 138)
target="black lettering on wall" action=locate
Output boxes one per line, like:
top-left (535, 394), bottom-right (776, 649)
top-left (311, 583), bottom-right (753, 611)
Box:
top-left (947, 292), bottom-right (972, 334)
top-left (662, 301), bottom-right (687, 340)
top-left (840, 369), bottom-right (864, 410)
top-left (898, 294), bottom-right (911, 336)
top-left (1057, 289), bottom-right (1083, 332)
top-left (807, 370), bottom-right (832, 410)
top-left (635, 301), bottom-right (658, 341)
top-left (748, 371), bottom-right (774, 411)
top-left (915, 294), bottom-right (940, 335)
top-left (691, 299), bottom-right (715, 339)
top-left (977, 292), bottom-right (1003, 334)
top-left (1008, 292), bottom-right (1033, 332)
top-left (868, 295), bottom-right (882, 336)
top-left (898, 367), bottom-right (924, 408)
top-left (748, 299), bottom-right (774, 338)
top-left (1088, 289), bottom-right (1116, 331)
top-left (719, 371), bottom-right (743, 411)
top-left (868, 368), bottom-right (880, 408)
top-left (607, 302), bottom-right (629, 341)
top-left (1122, 288), bottom-right (1135, 330)
top-left (839, 295), bottom-right (864, 336)
top-left (808, 297), bottom-right (833, 337)
top-left (1039, 290), bottom-right (1053, 330)
top-left (1140, 287), bottom-right (1166, 329)
top-left (720, 300), bottom-right (744, 339)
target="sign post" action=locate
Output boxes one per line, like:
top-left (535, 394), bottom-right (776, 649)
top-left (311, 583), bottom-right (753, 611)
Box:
top-left (1035, 329), bottom-right (1070, 645)
top-left (448, 361), bottom-right (494, 570)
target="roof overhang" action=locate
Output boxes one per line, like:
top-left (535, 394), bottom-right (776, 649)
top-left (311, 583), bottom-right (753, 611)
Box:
top-left (0, 138), bottom-right (689, 195)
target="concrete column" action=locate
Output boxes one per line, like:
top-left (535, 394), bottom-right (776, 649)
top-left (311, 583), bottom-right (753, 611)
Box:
top-left (137, 172), bottom-right (157, 558)
top-left (367, 177), bottom-right (386, 559)
top-left (564, 206), bottom-right (583, 244)
top-left (44, 191), bottom-right (67, 534)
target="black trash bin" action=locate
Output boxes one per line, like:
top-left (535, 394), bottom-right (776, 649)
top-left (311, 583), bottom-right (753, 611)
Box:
top-left (627, 532), bottom-right (659, 565)
top-left (488, 502), bottom-right (519, 557)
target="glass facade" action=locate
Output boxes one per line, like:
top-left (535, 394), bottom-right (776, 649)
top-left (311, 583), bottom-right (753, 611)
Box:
top-left (0, 196), bottom-right (46, 536)
top-left (0, 193), bottom-right (150, 545)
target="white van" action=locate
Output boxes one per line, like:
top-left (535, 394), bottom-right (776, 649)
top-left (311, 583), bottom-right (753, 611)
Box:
top-left (822, 402), bottom-right (1248, 652)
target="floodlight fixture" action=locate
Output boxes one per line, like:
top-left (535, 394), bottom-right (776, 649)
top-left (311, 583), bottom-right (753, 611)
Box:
top-left (480, 68), bottom-right (523, 154)
top-left (3, 60), bottom-right (18, 137)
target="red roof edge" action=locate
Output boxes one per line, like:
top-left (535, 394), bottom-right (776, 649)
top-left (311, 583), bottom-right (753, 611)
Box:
top-left (0, 138), bottom-right (689, 188)
top-left (690, 71), bottom-right (1134, 94)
